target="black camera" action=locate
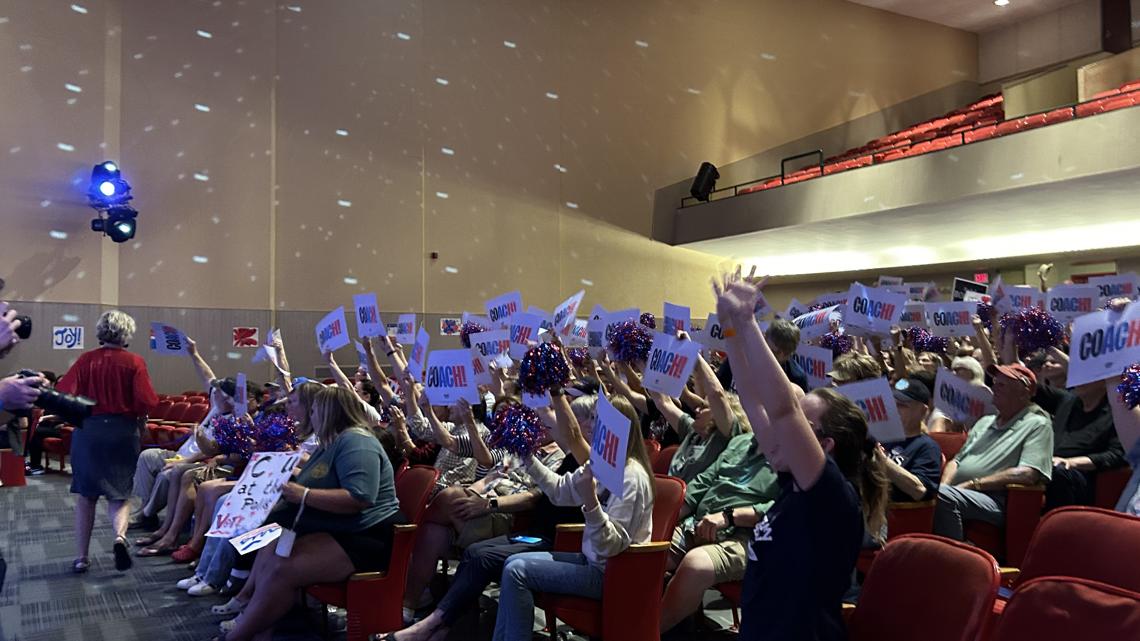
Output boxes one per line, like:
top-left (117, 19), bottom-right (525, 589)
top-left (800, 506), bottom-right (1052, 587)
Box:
top-left (14, 315), bottom-right (31, 340)
top-left (14, 369), bottom-right (95, 425)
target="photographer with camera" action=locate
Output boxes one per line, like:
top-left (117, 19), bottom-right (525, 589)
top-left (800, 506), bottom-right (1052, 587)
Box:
top-left (56, 310), bottom-right (158, 574)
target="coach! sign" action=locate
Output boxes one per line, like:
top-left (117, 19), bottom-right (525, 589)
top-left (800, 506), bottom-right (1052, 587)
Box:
top-left (845, 283), bottom-right (906, 335)
top-left (835, 378), bottom-right (906, 443)
top-left (641, 333), bottom-right (701, 398)
top-left (424, 349), bottom-right (479, 406)
top-left (1066, 302), bottom-right (1140, 387)
top-left (591, 394), bottom-right (631, 497)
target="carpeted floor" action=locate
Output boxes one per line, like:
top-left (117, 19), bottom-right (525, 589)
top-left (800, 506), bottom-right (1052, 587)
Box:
top-left (0, 473), bottom-right (738, 641)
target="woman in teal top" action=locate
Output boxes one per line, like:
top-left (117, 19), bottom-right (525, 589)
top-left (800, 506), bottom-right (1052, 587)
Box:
top-left (219, 387), bottom-right (404, 641)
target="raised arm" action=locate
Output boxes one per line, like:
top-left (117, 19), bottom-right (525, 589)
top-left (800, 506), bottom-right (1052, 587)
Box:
top-left (972, 315), bottom-right (997, 372)
top-left (550, 390), bottom-right (592, 464)
top-left (185, 337), bottom-right (217, 389)
top-left (361, 337), bottom-right (396, 405)
top-left (603, 360), bottom-right (649, 416)
top-left (324, 350), bottom-right (355, 391)
top-left (273, 334), bottom-right (294, 393)
top-left (647, 390), bottom-right (685, 434)
top-left (416, 390), bottom-right (457, 452)
top-left (692, 351), bottom-right (735, 438)
top-left (715, 269), bottom-right (826, 490)
top-left (377, 334), bottom-right (408, 382)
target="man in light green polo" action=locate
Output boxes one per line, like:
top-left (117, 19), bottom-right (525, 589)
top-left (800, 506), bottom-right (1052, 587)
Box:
top-left (934, 362), bottom-right (1054, 541)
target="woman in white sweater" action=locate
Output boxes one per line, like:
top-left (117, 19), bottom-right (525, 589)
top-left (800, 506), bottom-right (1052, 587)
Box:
top-left (491, 393), bottom-right (655, 641)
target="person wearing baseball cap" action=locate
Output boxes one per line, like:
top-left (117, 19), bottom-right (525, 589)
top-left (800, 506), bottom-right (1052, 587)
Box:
top-left (933, 362), bottom-right (1054, 542)
top-left (874, 377), bottom-right (942, 503)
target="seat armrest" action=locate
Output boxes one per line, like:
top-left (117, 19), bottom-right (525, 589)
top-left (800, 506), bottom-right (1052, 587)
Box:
top-left (393, 523), bottom-right (418, 533)
top-left (349, 571), bottom-right (389, 581)
top-left (622, 541), bottom-right (670, 554)
top-left (999, 567), bottom-right (1021, 587)
top-left (888, 499), bottom-right (937, 510)
top-left (555, 524), bottom-right (585, 533)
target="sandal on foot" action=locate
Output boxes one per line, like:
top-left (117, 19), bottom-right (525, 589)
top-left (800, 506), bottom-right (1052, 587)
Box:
top-left (134, 533), bottom-right (163, 547)
top-left (113, 537), bottom-right (133, 571)
top-left (137, 544), bottom-right (176, 557)
top-left (212, 598), bottom-right (247, 616)
top-left (171, 544), bottom-right (200, 563)
top-left (72, 557), bottom-right (90, 574)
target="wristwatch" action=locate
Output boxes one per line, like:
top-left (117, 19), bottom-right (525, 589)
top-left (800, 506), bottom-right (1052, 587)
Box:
top-left (488, 497), bottom-right (499, 513)
top-left (722, 508), bottom-right (736, 529)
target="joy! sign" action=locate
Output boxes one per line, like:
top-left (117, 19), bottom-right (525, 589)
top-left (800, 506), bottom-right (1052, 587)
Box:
top-left (424, 349), bottom-right (479, 406)
top-left (641, 332), bottom-right (701, 398)
top-left (845, 283), bottom-right (906, 336)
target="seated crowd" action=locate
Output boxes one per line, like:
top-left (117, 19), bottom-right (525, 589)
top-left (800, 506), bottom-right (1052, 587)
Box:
top-left (4, 268), bottom-right (1140, 641)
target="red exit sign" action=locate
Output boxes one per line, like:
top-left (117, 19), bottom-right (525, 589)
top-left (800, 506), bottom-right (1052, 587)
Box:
top-left (973, 272), bottom-right (989, 284)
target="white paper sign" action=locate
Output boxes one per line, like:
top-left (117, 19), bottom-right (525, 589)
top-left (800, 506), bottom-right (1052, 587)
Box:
top-left (1088, 273), bottom-right (1140, 305)
top-left (485, 290), bottom-right (523, 327)
top-left (587, 317), bottom-right (608, 358)
top-left (1046, 284), bottom-right (1098, 322)
top-left (845, 282), bottom-right (907, 336)
top-left (315, 307), bottom-right (351, 353)
top-left (407, 326), bottom-right (431, 382)
top-left (591, 393), bottom-right (631, 497)
top-left (553, 290), bottom-right (586, 336)
top-left (933, 368), bottom-right (995, 425)
top-left (792, 306), bottom-right (840, 343)
top-left (207, 451), bottom-right (302, 538)
top-left (234, 373), bottom-right (248, 417)
top-left (962, 290), bottom-right (990, 303)
top-left (698, 312), bottom-right (727, 351)
top-left (903, 282), bottom-right (935, 302)
top-left (782, 298), bottom-right (806, 321)
top-left (522, 390), bottom-right (552, 409)
top-left (641, 333), bottom-right (702, 398)
top-left (813, 292), bottom-right (848, 309)
top-left (752, 292), bottom-right (773, 320)
top-left (52, 326), bottom-right (84, 350)
top-left (792, 344), bottom-right (833, 391)
top-left (663, 302), bottom-right (691, 336)
top-left (470, 352), bottom-right (493, 386)
top-left (353, 293), bottom-right (384, 338)
top-left (527, 306), bottom-right (555, 333)
top-left (424, 349), bottom-right (479, 406)
top-left (568, 319), bottom-right (589, 347)
top-left (835, 378), bottom-right (906, 443)
top-left (470, 329), bottom-right (511, 369)
top-left (151, 322), bottom-right (190, 356)
top-left (998, 286), bottom-right (1043, 314)
top-left (1066, 303), bottom-right (1140, 387)
top-left (229, 523), bottom-right (283, 555)
top-left (877, 275), bottom-right (904, 287)
top-left (396, 314), bottom-right (416, 344)
top-left (508, 312), bottom-right (544, 359)
top-left (899, 302), bottom-right (926, 329)
top-left (926, 301), bottom-right (976, 337)
top-left (354, 340), bottom-right (371, 375)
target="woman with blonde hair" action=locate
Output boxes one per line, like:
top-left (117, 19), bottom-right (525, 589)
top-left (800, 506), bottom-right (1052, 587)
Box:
top-left (217, 386), bottom-right (404, 641)
top-left (57, 310), bottom-right (158, 573)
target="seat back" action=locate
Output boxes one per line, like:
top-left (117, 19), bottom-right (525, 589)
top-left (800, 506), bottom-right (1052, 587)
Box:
top-left (167, 395), bottom-right (187, 404)
top-left (930, 432), bottom-right (967, 460)
top-left (182, 404), bottom-right (209, 425)
top-left (992, 577), bottom-right (1140, 641)
top-left (1017, 506), bottom-right (1140, 592)
top-left (165, 402), bottom-right (192, 423)
top-left (652, 445), bottom-right (678, 475)
top-left (651, 474), bottom-right (686, 541)
top-left (151, 400), bottom-right (174, 421)
top-left (886, 500), bottom-right (937, 539)
top-left (645, 440), bottom-right (662, 466)
top-left (396, 465), bottom-right (439, 525)
top-left (850, 534), bottom-right (999, 641)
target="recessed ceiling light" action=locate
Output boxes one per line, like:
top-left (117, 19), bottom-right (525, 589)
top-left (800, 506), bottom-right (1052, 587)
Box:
top-left (994, 0), bottom-right (1009, 6)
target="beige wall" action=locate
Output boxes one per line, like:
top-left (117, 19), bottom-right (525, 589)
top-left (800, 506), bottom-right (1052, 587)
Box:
top-left (2, 0), bottom-right (975, 322)
top-left (979, 0), bottom-right (1102, 84)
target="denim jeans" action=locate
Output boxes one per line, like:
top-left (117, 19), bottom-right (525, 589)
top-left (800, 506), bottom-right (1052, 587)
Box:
top-left (934, 484), bottom-right (1006, 541)
top-left (196, 501), bottom-right (236, 587)
top-left (491, 552), bottom-right (604, 641)
top-left (436, 535), bottom-right (548, 626)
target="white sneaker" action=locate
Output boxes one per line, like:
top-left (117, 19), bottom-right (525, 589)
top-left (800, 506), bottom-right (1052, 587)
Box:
top-left (188, 582), bottom-right (219, 597)
top-left (219, 618), bottom-right (237, 634)
top-left (177, 575), bottom-right (202, 590)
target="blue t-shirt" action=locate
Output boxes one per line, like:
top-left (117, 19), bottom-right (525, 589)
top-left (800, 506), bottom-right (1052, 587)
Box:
top-left (293, 427), bottom-right (400, 533)
top-left (881, 433), bottom-right (942, 502)
top-left (739, 457), bottom-right (863, 641)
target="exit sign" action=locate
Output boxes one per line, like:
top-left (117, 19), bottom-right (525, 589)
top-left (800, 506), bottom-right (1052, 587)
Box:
top-left (973, 272), bottom-right (989, 284)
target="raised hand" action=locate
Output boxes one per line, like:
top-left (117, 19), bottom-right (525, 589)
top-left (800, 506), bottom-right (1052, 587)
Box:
top-left (712, 266), bottom-right (762, 327)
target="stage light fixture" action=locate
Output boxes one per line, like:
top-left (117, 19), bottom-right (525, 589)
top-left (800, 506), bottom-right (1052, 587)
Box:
top-left (689, 161), bottom-right (720, 202)
top-left (90, 205), bottom-right (137, 243)
top-left (87, 160), bottom-right (139, 242)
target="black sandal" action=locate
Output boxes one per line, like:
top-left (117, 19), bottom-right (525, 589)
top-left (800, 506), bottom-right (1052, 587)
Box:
top-left (72, 557), bottom-right (90, 574)
top-left (113, 537), bottom-right (132, 571)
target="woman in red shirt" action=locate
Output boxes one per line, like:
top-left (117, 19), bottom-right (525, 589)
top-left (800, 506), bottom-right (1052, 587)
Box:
top-left (57, 310), bottom-right (158, 573)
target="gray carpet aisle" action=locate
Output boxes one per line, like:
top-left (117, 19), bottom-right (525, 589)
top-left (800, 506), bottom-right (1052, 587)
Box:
top-left (0, 474), bottom-right (737, 641)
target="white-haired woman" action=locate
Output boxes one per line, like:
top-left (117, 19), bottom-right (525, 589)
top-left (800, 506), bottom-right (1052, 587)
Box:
top-left (56, 310), bottom-right (158, 573)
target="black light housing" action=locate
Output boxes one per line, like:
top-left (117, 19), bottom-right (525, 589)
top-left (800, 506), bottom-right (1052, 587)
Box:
top-left (690, 161), bottom-right (719, 202)
top-left (91, 205), bottom-right (138, 243)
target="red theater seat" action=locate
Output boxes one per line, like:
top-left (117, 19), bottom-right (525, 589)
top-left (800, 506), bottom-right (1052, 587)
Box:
top-left (539, 475), bottom-right (686, 641)
top-left (1042, 107), bottom-right (1074, 124)
top-left (42, 426), bottom-right (75, 472)
top-left (930, 432), bottom-right (967, 460)
top-left (652, 445), bottom-right (678, 475)
top-left (990, 577), bottom-right (1140, 641)
top-left (305, 466), bottom-right (439, 641)
top-left (963, 484), bottom-right (1044, 567)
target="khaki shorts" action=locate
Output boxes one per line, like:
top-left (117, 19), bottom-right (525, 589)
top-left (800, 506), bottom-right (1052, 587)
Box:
top-left (670, 525), bottom-right (750, 583)
top-left (455, 511), bottom-right (513, 549)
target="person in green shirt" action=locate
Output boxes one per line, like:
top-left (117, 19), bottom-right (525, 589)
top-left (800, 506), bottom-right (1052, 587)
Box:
top-left (659, 432), bottom-right (779, 632)
top-left (934, 363), bottom-right (1054, 541)
top-left (648, 342), bottom-right (747, 483)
